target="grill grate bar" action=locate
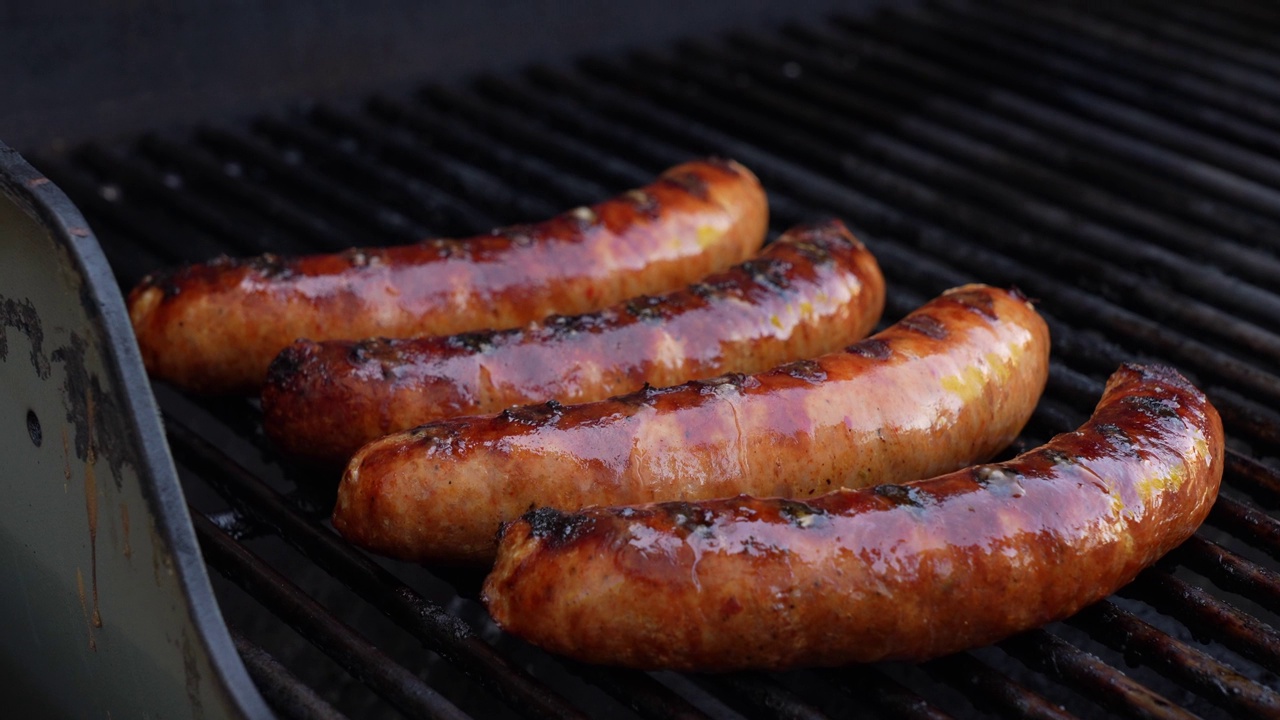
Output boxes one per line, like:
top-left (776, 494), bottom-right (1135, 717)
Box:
top-left (852, 5), bottom-right (1280, 192)
top-left (819, 668), bottom-right (955, 720)
top-left (73, 143), bottom-right (301, 258)
top-left (163, 418), bottom-right (596, 720)
top-left (366, 94), bottom-right (618, 209)
top-left (231, 631), bottom-right (351, 720)
top-left (923, 655), bottom-right (1079, 720)
top-left (694, 673), bottom-right (830, 720)
top-left (1207, 496), bottom-right (1280, 563)
top-left (1066, 600), bottom-right (1280, 717)
top-left (1175, 537), bottom-right (1280, 613)
top-left (135, 134), bottom-right (355, 252)
top-left (804, 17), bottom-right (1280, 224)
top-left (303, 106), bottom-right (561, 224)
top-left (250, 115), bottom-right (497, 237)
top-left (193, 126), bottom-right (430, 243)
top-left (1123, 570), bottom-right (1280, 675)
top-left (738, 22), bottom-right (1280, 260)
top-left (1062, 1), bottom-right (1280, 76)
top-left (193, 509), bottom-right (472, 720)
top-left (970, 0), bottom-right (1280, 105)
top-left (917, 2), bottom-right (1280, 162)
top-left (999, 631), bottom-right (1193, 720)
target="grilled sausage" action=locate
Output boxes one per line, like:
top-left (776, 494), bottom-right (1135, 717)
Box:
top-left (334, 284), bottom-right (1050, 564)
top-left (263, 220), bottom-right (885, 465)
top-left (483, 363), bottom-right (1223, 671)
top-left (127, 158), bottom-right (768, 394)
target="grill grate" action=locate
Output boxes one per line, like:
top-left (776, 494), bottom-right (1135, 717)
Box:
top-left (37, 1), bottom-right (1280, 717)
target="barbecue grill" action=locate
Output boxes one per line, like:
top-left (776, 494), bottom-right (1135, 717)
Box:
top-left (5, 0), bottom-right (1280, 717)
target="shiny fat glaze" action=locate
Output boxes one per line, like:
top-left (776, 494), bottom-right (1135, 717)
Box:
top-left (262, 220), bottom-right (885, 465)
top-left (127, 158), bottom-right (768, 394)
top-left (333, 284), bottom-right (1050, 563)
top-left (483, 363), bottom-right (1224, 670)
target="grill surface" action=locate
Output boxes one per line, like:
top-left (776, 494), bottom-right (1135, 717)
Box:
top-left (38, 1), bottom-right (1280, 717)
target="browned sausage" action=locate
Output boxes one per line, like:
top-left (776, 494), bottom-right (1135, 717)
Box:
top-left (333, 284), bottom-right (1050, 564)
top-left (127, 158), bottom-right (768, 394)
top-left (262, 220), bottom-right (885, 465)
top-left (483, 363), bottom-right (1223, 671)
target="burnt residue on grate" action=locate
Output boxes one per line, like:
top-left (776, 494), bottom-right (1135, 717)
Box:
top-left (39, 0), bottom-right (1280, 718)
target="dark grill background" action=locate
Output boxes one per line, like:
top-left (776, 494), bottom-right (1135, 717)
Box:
top-left (34, 1), bottom-right (1280, 717)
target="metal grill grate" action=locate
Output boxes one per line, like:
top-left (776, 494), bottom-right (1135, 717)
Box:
top-left (37, 1), bottom-right (1280, 717)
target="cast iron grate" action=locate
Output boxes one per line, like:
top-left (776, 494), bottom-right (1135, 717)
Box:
top-left (36, 0), bottom-right (1280, 717)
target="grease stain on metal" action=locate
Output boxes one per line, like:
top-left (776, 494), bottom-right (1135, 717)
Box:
top-left (0, 294), bottom-right (50, 379)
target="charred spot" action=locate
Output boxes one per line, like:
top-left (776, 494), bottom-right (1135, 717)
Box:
top-left (782, 359), bottom-right (827, 384)
top-left (872, 484), bottom-right (927, 508)
top-left (1122, 363), bottom-right (1198, 395)
top-left (899, 314), bottom-right (948, 340)
top-left (444, 331), bottom-right (497, 355)
top-left (690, 277), bottom-right (740, 300)
top-left (545, 312), bottom-right (603, 335)
top-left (625, 295), bottom-right (668, 322)
top-left (790, 238), bottom-right (838, 266)
top-left (265, 344), bottom-right (308, 385)
top-left (778, 499), bottom-right (827, 528)
top-left (944, 289), bottom-right (998, 321)
top-left (345, 338), bottom-right (388, 365)
top-left (246, 253), bottom-right (295, 280)
top-left (410, 424), bottom-right (465, 455)
top-left (1042, 449), bottom-right (1076, 466)
top-left (846, 338), bottom-right (893, 360)
top-left (741, 257), bottom-right (793, 291)
top-left (669, 502), bottom-right (717, 531)
top-left (623, 189), bottom-right (661, 219)
top-left (1123, 395), bottom-right (1180, 419)
top-left (497, 224), bottom-right (537, 248)
top-left (1008, 285), bottom-right (1032, 303)
top-left (697, 373), bottom-right (756, 396)
top-left (972, 465), bottom-right (1026, 498)
top-left (1095, 422), bottom-right (1135, 450)
top-left (662, 170), bottom-right (710, 201)
top-left (524, 507), bottom-right (597, 547)
top-left (500, 400), bottom-right (564, 426)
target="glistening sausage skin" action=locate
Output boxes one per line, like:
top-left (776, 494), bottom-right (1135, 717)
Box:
top-left (333, 284), bottom-right (1050, 564)
top-left (262, 220), bottom-right (885, 465)
top-left (483, 363), bottom-right (1223, 671)
top-left (127, 158), bottom-right (768, 394)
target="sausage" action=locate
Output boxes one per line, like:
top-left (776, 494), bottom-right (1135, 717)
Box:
top-left (262, 220), bottom-right (885, 465)
top-left (127, 158), bottom-right (768, 394)
top-left (333, 284), bottom-right (1050, 564)
top-left (482, 363), bottom-right (1223, 671)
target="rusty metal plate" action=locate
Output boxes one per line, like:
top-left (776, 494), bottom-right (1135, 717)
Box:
top-left (0, 144), bottom-right (269, 718)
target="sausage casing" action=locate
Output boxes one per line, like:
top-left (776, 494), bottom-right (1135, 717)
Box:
top-left (334, 284), bottom-right (1050, 564)
top-left (262, 220), bottom-right (885, 465)
top-left (127, 158), bottom-right (768, 394)
top-left (483, 363), bottom-right (1223, 671)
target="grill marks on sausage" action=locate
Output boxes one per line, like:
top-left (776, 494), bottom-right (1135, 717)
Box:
top-left (943, 288), bottom-right (1000, 321)
top-left (661, 171), bottom-right (711, 201)
top-left (898, 314), bottom-right (949, 340)
top-left (846, 338), bottom-right (893, 360)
